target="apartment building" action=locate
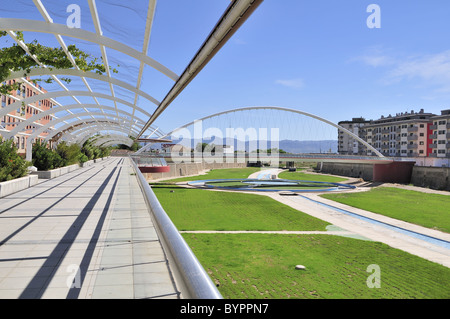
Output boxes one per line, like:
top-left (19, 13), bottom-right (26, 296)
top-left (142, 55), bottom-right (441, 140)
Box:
top-left (1, 79), bottom-right (54, 155)
top-left (429, 109), bottom-right (450, 158)
top-left (338, 109), bottom-right (436, 157)
top-left (338, 117), bottom-right (371, 155)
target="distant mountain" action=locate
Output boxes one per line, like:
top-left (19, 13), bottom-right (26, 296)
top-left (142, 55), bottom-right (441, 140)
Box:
top-left (279, 139), bottom-right (337, 154)
top-left (149, 137), bottom-right (337, 154)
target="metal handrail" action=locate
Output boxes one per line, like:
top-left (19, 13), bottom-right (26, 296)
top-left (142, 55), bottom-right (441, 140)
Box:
top-left (129, 157), bottom-right (222, 299)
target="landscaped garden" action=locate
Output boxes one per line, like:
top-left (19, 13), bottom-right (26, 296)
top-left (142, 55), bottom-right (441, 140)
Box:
top-left (321, 187), bottom-right (450, 233)
top-left (278, 170), bottom-right (348, 183)
top-left (156, 167), bottom-right (262, 183)
top-left (151, 168), bottom-right (450, 299)
top-left (182, 233), bottom-right (450, 299)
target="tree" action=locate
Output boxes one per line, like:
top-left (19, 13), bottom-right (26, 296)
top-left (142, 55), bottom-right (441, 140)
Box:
top-left (0, 31), bottom-right (117, 94)
top-left (32, 140), bottom-right (63, 171)
top-left (0, 139), bottom-right (30, 182)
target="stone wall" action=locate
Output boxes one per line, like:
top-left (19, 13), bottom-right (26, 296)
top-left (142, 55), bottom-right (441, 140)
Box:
top-left (142, 162), bottom-right (248, 181)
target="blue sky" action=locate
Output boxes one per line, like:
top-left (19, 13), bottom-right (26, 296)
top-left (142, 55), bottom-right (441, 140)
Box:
top-left (149, 0), bottom-right (450, 133)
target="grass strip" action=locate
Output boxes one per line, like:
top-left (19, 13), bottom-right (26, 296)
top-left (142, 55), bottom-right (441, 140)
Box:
top-left (183, 233), bottom-right (450, 299)
top-left (152, 185), bottom-right (329, 231)
top-left (321, 187), bottom-right (450, 233)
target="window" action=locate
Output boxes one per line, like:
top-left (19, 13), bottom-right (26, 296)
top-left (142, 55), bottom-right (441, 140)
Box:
top-left (419, 150), bottom-right (424, 154)
top-left (438, 130), bottom-right (445, 135)
top-left (419, 141), bottom-right (424, 145)
top-left (419, 133), bottom-right (424, 136)
top-left (438, 150), bottom-right (446, 154)
top-left (438, 140), bottom-right (446, 144)
top-left (438, 120), bottom-right (446, 125)
top-left (420, 124), bottom-right (424, 128)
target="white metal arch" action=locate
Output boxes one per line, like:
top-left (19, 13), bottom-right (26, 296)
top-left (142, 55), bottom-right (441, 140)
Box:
top-left (101, 140), bottom-right (132, 148)
top-left (74, 125), bottom-right (138, 147)
top-left (155, 106), bottom-right (385, 158)
top-left (65, 123), bottom-right (163, 146)
top-left (5, 104), bottom-right (147, 139)
top-left (30, 113), bottom-right (139, 144)
top-left (93, 136), bottom-right (133, 147)
top-left (6, 68), bottom-right (160, 106)
top-left (0, 18), bottom-right (178, 81)
top-left (25, 118), bottom-right (130, 160)
top-left (0, 90), bottom-right (150, 121)
top-left (58, 124), bottom-right (137, 146)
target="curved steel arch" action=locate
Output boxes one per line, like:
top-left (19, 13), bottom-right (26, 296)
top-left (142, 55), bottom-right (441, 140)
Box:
top-left (25, 118), bottom-right (131, 160)
top-left (30, 113), bottom-right (139, 143)
top-left (0, 90), bottom-right (151, 121)
top-left (5, 104), bottom-right (147, 139)
top-left (0, 90), bottom-right (150, 141)
top-left (0, 18), bottom-right (178, 81)
top-left (76, 128), bottom-right (135, 147)
top-left (159, 106), bottom-right (384, 158)
top-left (61, 124), bottom-right (138, 145)
top-left (67, 125), bottom-right (130, 145)
top-left (93, 136), bottom-right (133, 147)
top-left (6, 68), bottom-right (160, 106)
top-left (65, 122), bottom-right (163, 146)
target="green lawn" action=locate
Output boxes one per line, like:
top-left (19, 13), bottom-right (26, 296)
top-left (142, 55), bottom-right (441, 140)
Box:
top-left (321, 187), bottom-right (450, 233)
top-left (278, 171), bottom-right (348, 183)
top-left (150, 168), bottom-right (450, 299)
top-left (157, 167), bottom-right (261, 183)
top-left (183, 233), bottom-right (450, 299)
top-left (151, 185), bottom-right (329, 231)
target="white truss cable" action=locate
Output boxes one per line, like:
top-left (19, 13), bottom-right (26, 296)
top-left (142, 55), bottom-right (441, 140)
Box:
top-left (87, 0), bottom-right (119, 118)
top-left (129, 0), bottom-right (157, 136)
top-left (32, 0), bottom-right (106, 119)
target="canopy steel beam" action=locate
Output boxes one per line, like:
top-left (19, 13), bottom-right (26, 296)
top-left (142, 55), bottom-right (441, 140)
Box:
top-left (136, 0), bottom-right (264, 138)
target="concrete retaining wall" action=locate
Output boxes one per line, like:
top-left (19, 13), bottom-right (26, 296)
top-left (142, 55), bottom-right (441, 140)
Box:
top-left (319, 162), bottom-right (374, 181)
top-left (410, 166), bottom-right (450, 191)
top-left (142, 162), bottom-right (247, 181)
top-left (31, 163), bottom-right (80, 179)
top-left (0, 175), bottom-right (38, 198)
top-left (320, 162), bottom-right (450, 191)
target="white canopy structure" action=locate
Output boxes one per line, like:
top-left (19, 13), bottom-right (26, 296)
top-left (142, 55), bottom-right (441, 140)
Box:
top-left (0, 0), bottom-right (263, 160)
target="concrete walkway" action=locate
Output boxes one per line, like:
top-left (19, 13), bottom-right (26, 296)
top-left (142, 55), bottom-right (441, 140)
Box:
top-left (0, 157), bottom-right (179, 299)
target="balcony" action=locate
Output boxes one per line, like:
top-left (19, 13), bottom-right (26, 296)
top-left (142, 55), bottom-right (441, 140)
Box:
top-left (407, 135), bottom-right (418, 141)
top-left (429, 143), bottom-right (437, 148)
top-left (429, 125), bottom-right (437, 130)
top-left (447, 133), bottom-right (450, 139)
top-left (447, 123), bottom-right (450, 129)
top-left (407, 144), bottom-right (418, 149)
top-left (430, 134), bottom-right (438, 139)
top-left (407, 126), bottom-right (418, 132)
